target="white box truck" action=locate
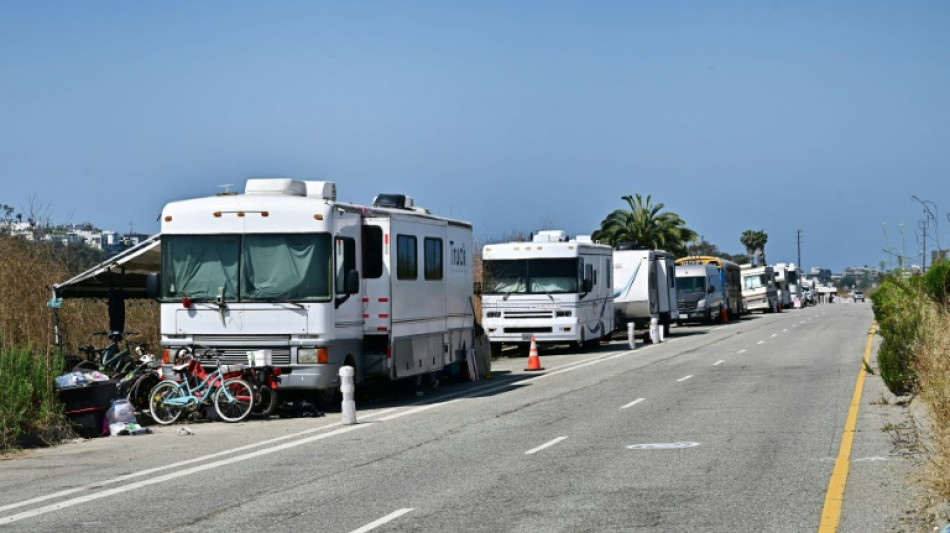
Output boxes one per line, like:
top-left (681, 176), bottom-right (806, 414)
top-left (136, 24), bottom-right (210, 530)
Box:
top-left (740, 264), bottom-right (779, 313)
top-left (480, 230), bottom-right (614, 355)
top-left (611, 247), bottom-right (679, 340)
top-left (149, 178), bottom-right (478, 396)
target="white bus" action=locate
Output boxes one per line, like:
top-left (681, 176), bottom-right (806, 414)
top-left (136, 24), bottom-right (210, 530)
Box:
top-left (480, 230), bottom-right (614, 356)
top-left (151, 178), bottom-right (477, 395)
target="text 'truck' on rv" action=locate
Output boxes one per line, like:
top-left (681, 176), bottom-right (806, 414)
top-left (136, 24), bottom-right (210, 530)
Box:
top-left (480, 230), bottom-right (614, 356)
top-left (740, 264), bottom-right (779, 313)
top-left (611, 247), bottom-right (678, 340)
top-left (674, 255), bottom-right (743, 324)
top-left (153, 178), bottom-right (477, 397)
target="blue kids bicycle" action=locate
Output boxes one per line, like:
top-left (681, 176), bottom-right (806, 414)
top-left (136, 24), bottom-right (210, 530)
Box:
top-left (149, 349), bottom-right (254, 424)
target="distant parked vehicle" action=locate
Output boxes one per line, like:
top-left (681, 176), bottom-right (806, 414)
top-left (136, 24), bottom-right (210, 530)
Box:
top-left (852, 290), bottom-right (865, 302)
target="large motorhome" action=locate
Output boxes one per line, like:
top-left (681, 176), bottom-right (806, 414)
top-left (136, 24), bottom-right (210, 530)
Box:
top-left (772, 263), bottom-right (801, 310)
top-left (152, 178), bottom-right (477, 395)
top-left (740, 264), bottom-right (779, 313)
top-left (611, 247), bottom-right (678, 339)
top-left (480, 230), bottom-right (614, 355)
top-left (674, 256), bottom-right (742, 323)
top-left (775, 262), bottom-right (804, 308)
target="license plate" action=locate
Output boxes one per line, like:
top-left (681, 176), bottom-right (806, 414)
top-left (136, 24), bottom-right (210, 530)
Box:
top-left (521, 333), bottom-right (533, 341)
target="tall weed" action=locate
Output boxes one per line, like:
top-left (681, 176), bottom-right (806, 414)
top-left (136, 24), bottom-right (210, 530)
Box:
top-left (0, 235), bottom-right (158, 451)
top-left (871, 276), bottom-right (924, 395)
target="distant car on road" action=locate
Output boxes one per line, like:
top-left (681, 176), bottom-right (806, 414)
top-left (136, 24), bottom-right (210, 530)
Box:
top-left (852, 290), bottom-right (865, 302)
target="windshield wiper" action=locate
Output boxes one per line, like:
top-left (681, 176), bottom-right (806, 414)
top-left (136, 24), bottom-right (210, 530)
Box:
top-left (257, 298), bottom-right (306, 309)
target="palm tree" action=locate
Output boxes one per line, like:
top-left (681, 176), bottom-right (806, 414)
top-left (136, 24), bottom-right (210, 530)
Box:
top-left (740, 229), bottom-right (768, 266)
top-left (592, 194), bottom-right (697, 256)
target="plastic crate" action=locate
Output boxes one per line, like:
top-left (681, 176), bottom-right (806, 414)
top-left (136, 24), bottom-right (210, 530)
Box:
top-left (58, 380), bottom-right (117, 413)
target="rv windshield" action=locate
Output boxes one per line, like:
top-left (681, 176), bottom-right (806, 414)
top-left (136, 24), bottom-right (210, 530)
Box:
top-left (743, 274), bottom-right (768, 291)
top-left (161, 234), bottom-right (332, 302)
top-left (677, 276), bottom-right (706, 294)
top-left (483, 258), bottom-right (579, 294)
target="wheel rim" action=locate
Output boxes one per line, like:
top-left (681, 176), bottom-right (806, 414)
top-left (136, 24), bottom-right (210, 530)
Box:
top-left (215, 379), bottom-right (254, 422)
top-left (150, 382), bottom-right (183, 424)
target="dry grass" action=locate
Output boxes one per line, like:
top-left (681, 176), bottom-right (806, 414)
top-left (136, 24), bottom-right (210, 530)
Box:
top-left (0, 235), bottom-right (158, 450)
top-left (913, 306), bottom-right (950, 499)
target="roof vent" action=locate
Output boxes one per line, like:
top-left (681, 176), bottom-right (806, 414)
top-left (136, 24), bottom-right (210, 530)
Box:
top-left (304, 181), bottom-right (336, 201)
top-left (245, 178), bottom-right (306, 196)
top-left (373, 194), bottom-right (414, 210)
top-left (532, 230), bottom-right (569, 243)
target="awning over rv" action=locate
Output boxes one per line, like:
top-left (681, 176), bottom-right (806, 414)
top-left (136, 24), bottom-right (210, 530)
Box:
top-left (53, 234), bottom-right (161, 299)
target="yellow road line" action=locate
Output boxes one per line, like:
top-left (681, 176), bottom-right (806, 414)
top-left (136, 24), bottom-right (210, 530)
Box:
top-left (818, 323), bottom-right (878, 532)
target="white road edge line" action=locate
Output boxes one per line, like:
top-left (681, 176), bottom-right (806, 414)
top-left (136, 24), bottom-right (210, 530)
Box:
top-left (525, 436), bottom-right (568, 455)
top-left (713, 360), bottom-right (725, 366)
top-left (620, 398), bottom-right (645, 409)
top-left (349, 508), bottom-right (414, 533)
top-left (757, 340), bottom-right (765, 345)
top-left (677, 375), bottom-right (694, 382)
top-left (737, 349), bottom-right (747, 354)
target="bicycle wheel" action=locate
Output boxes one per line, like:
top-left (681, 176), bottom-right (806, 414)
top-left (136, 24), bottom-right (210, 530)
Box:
top-left (149, 381), bottom-right (185, 425)
top-left (214, 378), bottom-right (254, 423)
top-left (251, 383), bottom-right (278, 418)
top-left (72, 360), bottom-right (100, 373)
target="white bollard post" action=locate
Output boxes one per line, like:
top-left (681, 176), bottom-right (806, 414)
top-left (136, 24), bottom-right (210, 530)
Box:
top-left (627, 322), bottom-right (636, 350)
top-left (339, 365), bottom-right (357, 425)
top-left (649, 317), bottom-right (659, 344)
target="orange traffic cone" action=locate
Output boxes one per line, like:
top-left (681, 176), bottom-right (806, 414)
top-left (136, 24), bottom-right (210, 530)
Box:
top-left (524, 336), bottom-right (544, 371)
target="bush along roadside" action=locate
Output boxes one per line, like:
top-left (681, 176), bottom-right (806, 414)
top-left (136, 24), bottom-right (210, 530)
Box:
top-left (0, 344), bottom-right (70, 452)
top-left (872, 260), bottom-right (950, 502)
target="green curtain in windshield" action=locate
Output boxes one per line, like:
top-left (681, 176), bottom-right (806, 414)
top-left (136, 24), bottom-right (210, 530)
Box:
top-left (243, 234), bottom-right (331, 300)
top-left (163, 235), bottom-right (239, 300)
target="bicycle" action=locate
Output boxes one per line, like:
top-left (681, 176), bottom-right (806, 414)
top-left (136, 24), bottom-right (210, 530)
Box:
top-left (244, 365), bottom-right (281, 418)
top-left (74, 330), bottom-right (143, 379)
top-left (148, 348), bottom-right (254, 424)
top-left (117, 356), bottom-right (163, 413)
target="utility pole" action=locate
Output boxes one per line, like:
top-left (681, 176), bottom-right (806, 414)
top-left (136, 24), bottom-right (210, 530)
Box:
top-left (921, 218), bottom-right (927, 272)
top-left (796, 229), bottom-right (802, 268)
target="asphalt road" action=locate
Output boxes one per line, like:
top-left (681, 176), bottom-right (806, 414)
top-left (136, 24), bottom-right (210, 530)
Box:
top-left (0, 302), bottom-right (920, 532)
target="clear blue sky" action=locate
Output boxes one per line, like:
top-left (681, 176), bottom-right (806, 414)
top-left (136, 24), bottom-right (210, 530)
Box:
top-left (2, 1), bottom-right (948, 272)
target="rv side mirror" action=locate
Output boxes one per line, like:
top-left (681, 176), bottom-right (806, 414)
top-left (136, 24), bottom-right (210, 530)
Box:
top-left (345, 270), bottom-right (360, 294)
top-left (146, 273), bottom-right (161, 299)
top-left (583, 278), bottom-right (594, 293)
top-left (473, 281), bottom-right (482, 295)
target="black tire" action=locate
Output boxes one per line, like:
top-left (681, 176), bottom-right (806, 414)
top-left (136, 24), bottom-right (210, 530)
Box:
top-left (251, 384), bottom-right (279, 418)
top-left (490, 343), bottom-right (503, 358)
top-left (149, 381), bottom-right (185, 425)
top-left (129, 373), bottom-right (161, 412)
top-left (214, 378), bottom-right (254, 422)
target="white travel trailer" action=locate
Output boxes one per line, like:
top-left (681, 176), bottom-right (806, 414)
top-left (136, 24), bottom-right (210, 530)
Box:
top-left (480, 230), bottom-right (614, 355)
top-left (151, 178), bottom-right (477, 395)
top-left (611, 247), bottom-right (678, 339)
top-left (740, 264), bottom-right (779, 313)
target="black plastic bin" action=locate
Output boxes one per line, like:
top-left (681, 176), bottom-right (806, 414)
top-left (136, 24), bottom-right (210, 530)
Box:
top-left (58, 380), bottom-right (117, 437)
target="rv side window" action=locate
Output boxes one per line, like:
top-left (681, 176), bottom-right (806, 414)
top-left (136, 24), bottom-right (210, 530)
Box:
top-left (396, 234), bottom-right (417, 279)
top-left (363, 226), bottom-right (383, 279)
top-left (335, 237), bottom-right (357, 293)
top-left (424, 237), bottom-right (443, 280)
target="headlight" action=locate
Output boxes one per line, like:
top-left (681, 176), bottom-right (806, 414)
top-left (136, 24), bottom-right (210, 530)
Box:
top-left (298, 348), bottom-right (317, 364)
top-left (298, 348), bottom-right (329, 364)
top-left (695, 300), bottom-right (705, 309)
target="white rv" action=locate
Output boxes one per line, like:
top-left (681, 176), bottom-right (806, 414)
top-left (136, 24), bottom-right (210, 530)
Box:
top-left (151, 178), bottom-right (477, 395)
top-left (773, 263), bottom-right (801, 310)
top-left (611, 248), bottom-right (678, 339)
top-left (740, 264), bottom-right (779, 313)
top-left (480, 230), bottom-right (614, 355)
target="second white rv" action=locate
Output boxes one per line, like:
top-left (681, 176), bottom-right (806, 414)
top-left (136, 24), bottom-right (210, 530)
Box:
top-left (740, 264), bottom-right (779, 313)
top-left (481, 230), bottom-right (614, 355)
top-left (611, 247), bottom-right (678, 339)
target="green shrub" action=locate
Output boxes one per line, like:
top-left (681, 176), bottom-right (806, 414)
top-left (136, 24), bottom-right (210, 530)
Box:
top-left (921, 259), bottom-right (950, 310)
top-left (0, 345), bottom-right (67, 451)
top-left (871, 276), bottom-right (924, 395)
